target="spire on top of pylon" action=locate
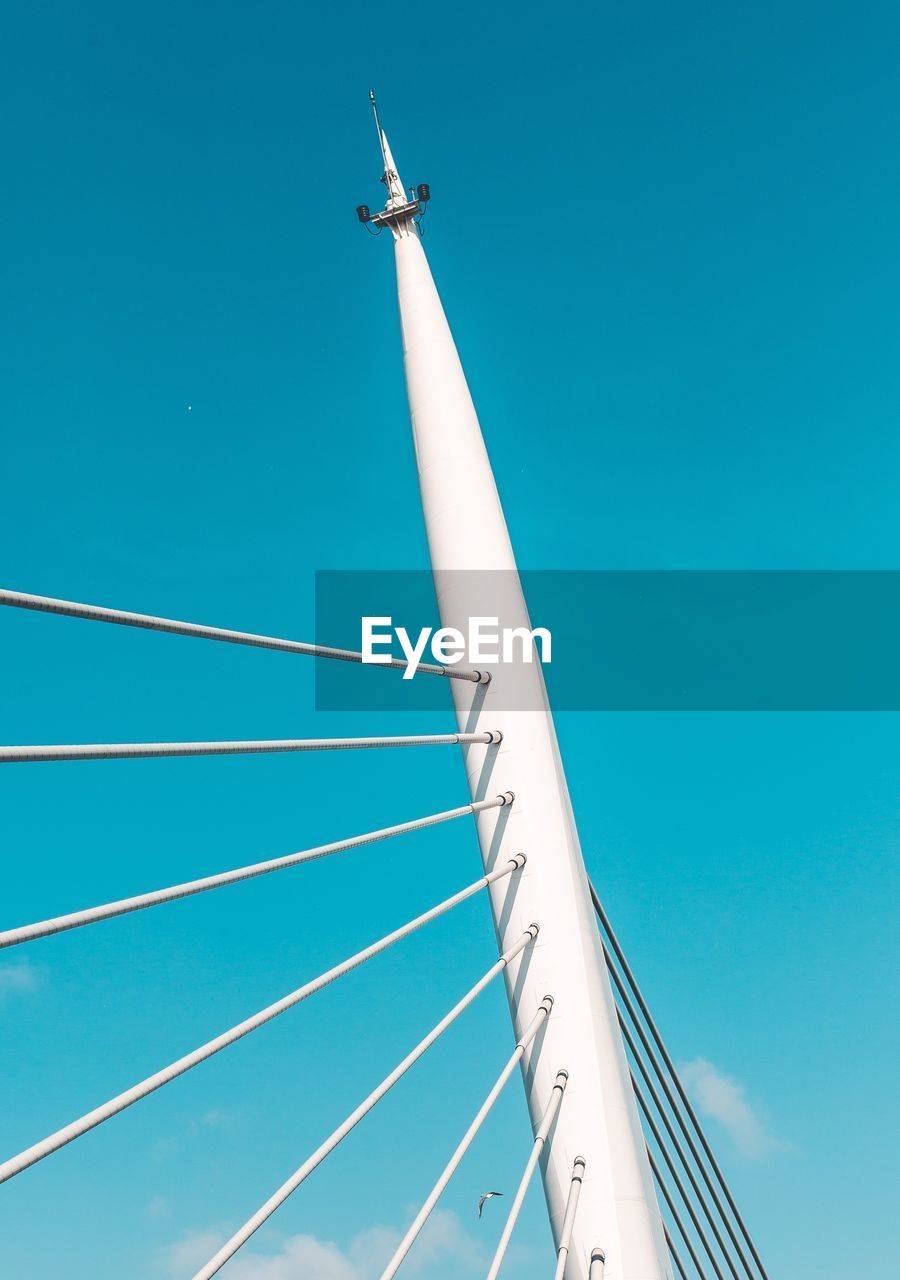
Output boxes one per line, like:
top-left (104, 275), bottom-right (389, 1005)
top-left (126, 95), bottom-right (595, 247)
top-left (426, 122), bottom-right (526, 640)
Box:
top-left (355, 92), bottom-right (431, 232)
top-left (370, 90), bottom-right (406, 205)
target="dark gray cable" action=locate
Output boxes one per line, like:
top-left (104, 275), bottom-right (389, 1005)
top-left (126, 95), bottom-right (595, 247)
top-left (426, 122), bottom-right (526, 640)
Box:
top-left (632, 1072), bottom-right (726, 1280)
top-left (665, 1224), bottom-right (691, 1280)
top-left (619, 1010), bottom-right (743, 1280)
top-left (606, 937), bottom-right (756, 1278)
top-left (646, 1144), bottom-right (709, 1280)
top-left (590, 881), bottom-right (768, 1280)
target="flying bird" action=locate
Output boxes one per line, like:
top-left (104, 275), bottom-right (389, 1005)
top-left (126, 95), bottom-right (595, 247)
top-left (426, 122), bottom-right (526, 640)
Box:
top-left (477, 1191), bottom-right (503, 1219)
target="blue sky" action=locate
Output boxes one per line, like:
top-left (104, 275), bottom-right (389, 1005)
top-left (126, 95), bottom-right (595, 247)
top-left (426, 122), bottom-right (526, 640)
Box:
top-left (1, 1), bottom-right (898, 1277)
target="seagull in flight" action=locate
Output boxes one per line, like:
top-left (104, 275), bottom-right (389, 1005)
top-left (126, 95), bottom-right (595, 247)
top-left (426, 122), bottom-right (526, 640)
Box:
top-left (478, 1191), bottom-right (503, 1219)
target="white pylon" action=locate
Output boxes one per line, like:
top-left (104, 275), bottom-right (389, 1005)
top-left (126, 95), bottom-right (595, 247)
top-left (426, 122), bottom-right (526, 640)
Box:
top-left (369, 104), bottom-right (673, 1280)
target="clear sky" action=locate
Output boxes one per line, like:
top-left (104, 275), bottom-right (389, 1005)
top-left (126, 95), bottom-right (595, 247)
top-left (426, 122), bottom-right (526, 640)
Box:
top-left (1, 2), bottom-right (898, 1277)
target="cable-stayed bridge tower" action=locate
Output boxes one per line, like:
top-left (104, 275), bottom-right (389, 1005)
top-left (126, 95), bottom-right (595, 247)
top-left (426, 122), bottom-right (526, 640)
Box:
top-left (0, 93), bottom-right (770, 1280)
top-left (360, 94), bottom-right (670, 1280)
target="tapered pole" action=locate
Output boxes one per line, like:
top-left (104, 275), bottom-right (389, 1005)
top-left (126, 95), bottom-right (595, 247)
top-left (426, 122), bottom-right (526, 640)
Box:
top-left (373, 116), bottom-right (670, 1278)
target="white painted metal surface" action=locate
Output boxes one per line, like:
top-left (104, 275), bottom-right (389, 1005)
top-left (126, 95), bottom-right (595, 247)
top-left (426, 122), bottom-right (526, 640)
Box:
top-left (0, 856), bottom-right (526, 1184)
top-left (379, 128), bottom-right (672, 1278)
top-left (192, 925), bottom-right (539, 1280)
top-left (0, 731), bottom-right (501, 764)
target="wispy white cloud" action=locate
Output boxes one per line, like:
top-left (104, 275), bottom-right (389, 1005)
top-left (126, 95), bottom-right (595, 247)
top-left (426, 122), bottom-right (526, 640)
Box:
top-left (165, 1229), bottom-right (230, 1274)
top-left (0, 958), bottom-right (41, 1004)
top-left (199, 1108), bottom-right (235, 1129)
top-left (151, 1135), bottom-right (181, 1165)
top-left (162, 1208), bottom-right (485, 1280)
top-left (147, 1195), bottom-right (171, 1221)
top-left (679, 1057), bottom-right (789, 1161)
top-left (151, 1109), bottom-right (240, 1162)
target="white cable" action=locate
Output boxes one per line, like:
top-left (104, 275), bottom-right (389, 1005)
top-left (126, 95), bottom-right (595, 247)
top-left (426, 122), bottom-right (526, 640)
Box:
top-left (0, 793), bottom-right (514, 950)
top-left (590, 1248), bottom-right (607, 1278)
top-left (0, 855), bottom-right (527, 1185)
top-left (552, 1157), bottom-right (587, 1280)
top-left (485, 1070), bottom-right (569, 1280)
top-left (0, 731), bottom-right (501, 764)
top-left (0, 589), bottom-right (489, 682)
top-left (379, 996), bottom-right (554, 1280)
top-left (192, 926), bottom-right (540, 1280)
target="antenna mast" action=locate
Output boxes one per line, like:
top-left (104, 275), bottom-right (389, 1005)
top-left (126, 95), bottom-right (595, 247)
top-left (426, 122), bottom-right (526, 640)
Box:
top-left (356, 92), bottom-right (431, 231)
top-left (369, 89), bottom-right (389, 174)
